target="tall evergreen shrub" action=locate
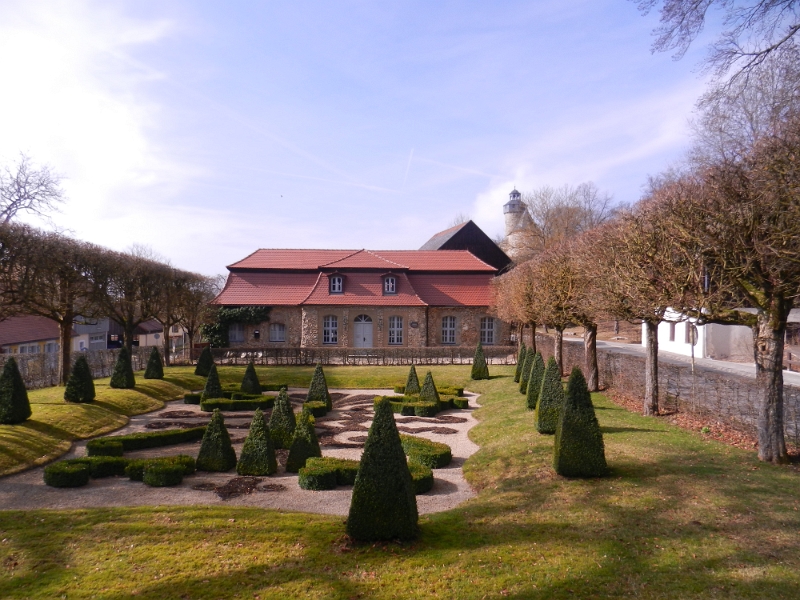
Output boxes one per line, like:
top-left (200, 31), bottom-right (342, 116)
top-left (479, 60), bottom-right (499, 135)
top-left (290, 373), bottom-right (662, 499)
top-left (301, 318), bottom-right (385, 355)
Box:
top-left (306, 363), bottom-right (332, 410)
top-left (471, 341), bottom-right (490, 380)
top-left (269, 388), bottom-right (296, 449)
top-left (518, 350), bottom-right (534, 394)
top-left (196, 409), bottom-right (237, 472)
top-left (201, 364), bottom-right (224, 400)
top-left (237, 408), bottom-right (277, 475)
top-left (143, 347), bottom-right (164, 379)
top-left (554, 367), bottom-right (608, 477)
top-left (109, 347), bottom-right (135, 389)
top-left (514, 342), bottom-right (527, 383)
top-left (194, 346), bottom-right (213, 377)
top-left (534, 356), bottom-right (564, 434)
top-left (525, 352), bottom-right (545, 411)
top-left (0, 357), bottom-right (31, 424)
top-left (346, 398), bottom-right (418, 541)
top-left (405, 364), bottom-right (421, 395)
top-left (240, 361), bottom-right (262, 394)
top-left (285, 409), bottom-right (322, 472)
top-left (419, 371), bottom-right (440, 403)
top-left (64, 355), bottom-right (95, 404)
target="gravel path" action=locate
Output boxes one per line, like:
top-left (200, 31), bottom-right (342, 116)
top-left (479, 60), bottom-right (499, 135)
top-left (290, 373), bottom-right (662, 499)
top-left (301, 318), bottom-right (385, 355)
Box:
top-left (0, 389), bottom-right (481, 515)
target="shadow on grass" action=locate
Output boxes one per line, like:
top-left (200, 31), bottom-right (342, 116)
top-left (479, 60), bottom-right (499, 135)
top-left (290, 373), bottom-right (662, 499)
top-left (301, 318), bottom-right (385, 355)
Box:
top-left (601, 426), bottom-right (664, 434)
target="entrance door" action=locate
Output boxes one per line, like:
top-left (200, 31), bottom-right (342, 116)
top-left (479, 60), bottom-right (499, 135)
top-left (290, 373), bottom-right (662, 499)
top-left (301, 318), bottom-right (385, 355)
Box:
top-left (353, 314), bottom-right (373, 348)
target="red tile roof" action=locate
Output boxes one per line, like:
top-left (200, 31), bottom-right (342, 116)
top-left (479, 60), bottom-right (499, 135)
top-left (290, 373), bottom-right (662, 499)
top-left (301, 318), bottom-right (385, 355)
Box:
top-left (302, 272), bottom-right (426, 306)
top-left (0, 315), bottom-right (73, 347)
top-left (369, 250), bottom-right (495, 271)
top-left (212, 272), bottom-right (322, 306)
top-left (228, 250), bottom-right (355, 270)
top-left (409, 274), bottom-right (496, 306)
top-left (320, 250), bottom-right (408, 270)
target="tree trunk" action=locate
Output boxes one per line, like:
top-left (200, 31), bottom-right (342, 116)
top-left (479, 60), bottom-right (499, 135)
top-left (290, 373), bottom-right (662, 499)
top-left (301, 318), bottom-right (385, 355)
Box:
top-left (753, 308), bottom-right (790, 464)
top-left (554, 327), bottom-right (563, 376)
top-left (528, 322), bottom-right (536, 355)
top-left (186, 327), bottom-right (196, 362)
top-left (58, 310), bottom-right (74, 386)
top-left (163, 332), bottom-right (171, 367)
top-left (584, 323), bottom-right (599, 392)
top-left (614, 320), bottom-right (620, 335)
top-left (644, 319), bottom-right (659, 416)
top-left (123, 323), bottom-right (135, 355)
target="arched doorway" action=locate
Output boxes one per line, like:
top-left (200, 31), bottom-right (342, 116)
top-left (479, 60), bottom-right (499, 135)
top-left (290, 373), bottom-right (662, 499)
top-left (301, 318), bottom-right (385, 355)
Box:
top-left (353, 314), bottom-right (373, 348)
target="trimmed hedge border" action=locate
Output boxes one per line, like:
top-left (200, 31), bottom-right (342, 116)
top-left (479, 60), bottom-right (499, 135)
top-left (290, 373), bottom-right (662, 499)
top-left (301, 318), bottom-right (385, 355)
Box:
top-left (414, 402), bottom-right (439, 417)
top-left (200, 397), bottom-right (275, 412)
top-left (400, 434), bottom-right (452, 468)
top-left (453, 397), bottom-right (469, 409)
top-left (88, 427), bottom-right (206, 453)
top-left (86, 438), bottom-right (124, 457)
top-left (298, 456), bottom-right (433, 495)
top-left (68, 456), bottom-right (130, 478)
top-left (125, 455), bottom-right (196, 481)
top-left (304, 401), bottom-right (328, 417)
top-left (298, 464), bottom-right (338, 490)
top-left (408, 461), bottom-right (434, 494)
top-left (304, 457), bottom-right (359, 486)
top-left (184, 393), bottom-right (201, 405)
top-left (393, 385), bottom-right (465, 397)
top-left (143, 463), bottom-right (185, 487)
top-left (43, 461), bottom-right (91, 488)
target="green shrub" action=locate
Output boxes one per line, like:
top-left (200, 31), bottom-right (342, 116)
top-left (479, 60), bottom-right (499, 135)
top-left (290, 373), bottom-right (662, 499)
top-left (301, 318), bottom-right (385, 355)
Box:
top-left (269, 388), bottom-right (296, 449)
top-left (240, 361), bottom-right (262, 394)
top-left (400, 404), bottom-right (416, 416)
top-left (90, 427), bottom-right (206, 452)
top-left (518, 349), bottom-right (534, 395)
top-left (236, 408), bottom-right (277, 476)
top-left (143, 346), bottom-right (164, 379)
top-left (125, 455), bottom-right (196, 481)
top-left (514, 342), bottom-right (527, 383)
top-left (200, 397), bottom-right (275, 412)
top-left (304, 400), bottom-right (328, 417)
top-left (196, 409), bottom-right (237, 472)
top-left (43, 461), bottom-right (91, 488)
top-left (437, 386), bottom-right (465, 397)
top-left (453, 397), bottom-right (469, 409)
top-left (306, 363), bottom-right (332, 410)
top-left (405, 364), bottom-right (420, 395)
top-left (183, 393), bottom-right (201, 404)
top-left (0, 357), bottom-right (31, 424)
top-left (408, 461), bottom-right (434, 494)
top-left (526, 352), bottom-right (545, 411)
top-left (285, 409), bottom-right (322, 473)
top-left (347, 398), bottom-right (418, 542)
top-left (414, 402), bottom-right (439, 418)
top-left (298, 464), bottom-right (338, 490)
top-left (261, 383), bottom-right (291, 392)
top-left (534, 356), bottom-right (564, 434)
top-left (194, 346), bottom-right (214, 377)
top-left (554, 367), bottom-right (608, 478)
top-left (64, 355), bottom-right (95, 404)
top-left (419, 371), bottom-right (440, 403)
top-left (86, 438), bottom-right (124, 457)
top-left (231, 392), bottom-right (264, 401)
top-left (201, 364), bottom-right (224, 401)
top-left (110, 347), bottom-right (135, 389)
top-left (68, 456), bottom-right (129, 478)
top-left (393, 384), bottom-right (406, 394)
top-left (438, 399), bottom-right (453, 411)
top-left (143, 463), bottom-right (184, 487)
top-left (306, 457), bottom-right (360, 485)
top-left (471, 341), bottom-right (490, 380)
top-left (399, 435), bottom-right (452, 468)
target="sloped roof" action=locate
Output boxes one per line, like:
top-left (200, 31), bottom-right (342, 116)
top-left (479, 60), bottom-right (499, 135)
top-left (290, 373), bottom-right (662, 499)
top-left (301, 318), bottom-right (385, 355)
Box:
top-left (303, 272), bottom-right (426, 306)
top-left (419, 220), bottom-right (512, 271)
top-left (228, 249), bottom-right (355, 270)
top-left (409, 274), bottom-right (496, 306)
top-left (370, 250), bottom-right (494, 271)
top-left (136, 319), bottom-right (163, 334)
top-left (320, 249), bottom-right (408, 270)
top-left (0, 315), bottom-right (75, 346)
top-left (212, 272), bottom-right (322, 306)
top-left (418, 221), bottom-right (468, 251)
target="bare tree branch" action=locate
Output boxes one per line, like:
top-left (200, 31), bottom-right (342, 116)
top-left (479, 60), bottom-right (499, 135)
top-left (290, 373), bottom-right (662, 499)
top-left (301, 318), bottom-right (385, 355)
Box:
top-left (0, 154), bottom-right (64, 223)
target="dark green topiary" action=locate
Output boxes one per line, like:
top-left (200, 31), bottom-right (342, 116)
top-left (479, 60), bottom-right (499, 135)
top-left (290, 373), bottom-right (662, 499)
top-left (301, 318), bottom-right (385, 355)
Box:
top-left (0, 357), bottom-right (31, 424)
top-left (196, 409), bottom-right (237, 472)
top-left (471, 341), bottom-right (490, 380)
top-left (306, 363), bottom-right (332, 410)
top-left (125, 455), bottom-right (195, 481)
top-left (240, 361), bottom-right (262, 394)
top-left (419, 371), bottom-right (440, 403)
top-left (143, 463), bottom-right (184, 487)
top-left (405, 364), bottom-right (421, 395)
top-left (43, 461), bottom-right (91, 487)
top-left (518, 349), bottom-right (534, 395)
top-left (201, 364), bottom-right (224, 401)
top-left (400, 434), bottom-right (452, 468)
top-left (554, 367), bottom-right (608, 478)
top-left (109, 347), bottom-right (135, 389)
top-left (514, 342), bottom-right (527, 383)
top-left (347, 398), bottom-right (418, 541)
top-left (237, 408), bottom-right (277, 476)
top-left (298, 464), bottom-right (338, 490)
top-left (143, 347), bottom-right (164, 379)
top-left (534, 356), bottom-right (564, 434)
top-left (64, 355), bottom-right (95, 404)
top-left (408, 461), bottom-right (434, 495)
top-left (194, 346), bottom-right (214, 377)
top-left (286, 409), bottom-right (322, 472)
top-left (526, 352), bottom-right (546, 411)
top-left (86, 438), bottom-right (123, 457)
top-left (269, 388), bottom-right (296, 449)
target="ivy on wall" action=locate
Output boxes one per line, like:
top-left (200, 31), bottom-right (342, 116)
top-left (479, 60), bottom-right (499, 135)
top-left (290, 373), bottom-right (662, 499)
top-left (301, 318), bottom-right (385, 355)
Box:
top-left (201, 306), bottom-right (271, 348)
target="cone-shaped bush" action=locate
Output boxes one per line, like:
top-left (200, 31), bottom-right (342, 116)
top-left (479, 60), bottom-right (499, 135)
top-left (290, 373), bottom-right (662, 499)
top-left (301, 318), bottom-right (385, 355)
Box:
top-left (514, 342), bottom-right (527, 383)
top-left (143, 347), bottom-right (164, 379)
top-left (525, 352), bottom-right (545, 411)
top-left (201, 364), bottom-right (224, 400)
top-left (237, 408), bottom-right (277, 475)
top-left (194, 346), bottom-right (213, 377)
top-left (0, 357), bottom-right (31, 424)
top-left (554, 367), bottom-right (608, 477)
top-left (64, 355), bottom-right (95, 404)
top-left (240, 361), bottom-right (262, 395)
top-left (346, 398), bottom-right (418, 541)
top-left (109, 346), bottom-right (135, 389)
top-left (534, 357), bottom-right (564, 434)
top-left (419, 371), bottom-right (440, 403)
top-left (306, 363), bottom-right (332, 410)
top-left (285, 409), bottom-right (322, 473)
top-left (518, 349), bottom-right (534, 394)
top-left (269, 388), bottom-right (296, 449)
top-left (196, 409), bottom-right (237, 472)
top-left (471, 341), bottom-right (490, 380)
top-left (405, 364), bottom-right (420, 395)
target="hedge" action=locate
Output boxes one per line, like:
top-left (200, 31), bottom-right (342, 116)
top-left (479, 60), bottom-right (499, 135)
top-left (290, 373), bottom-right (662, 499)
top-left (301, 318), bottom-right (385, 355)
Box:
top-left (304, 400), bottom-right (328, 417)
top-left (143, 463), bottom-right (185, 487)
top-left (297, 464), bottom-right (338, 490)
top-left (269, 388), bottom-right (296, 449)
top-left (196, 409), bottom-right (237, 472)
top-left (534, 356), bottom-right (564, 435)
top-left (306, 457), bottom-right (360, 485)
top-left (236, 408), bottom-right (277, 476)
top-left (194, 346), bottom-right (214, 377)
top-left (125, 455), bottom-right (196, 481)
top-left (285, 409), bottom-right (322, 473)
top-left (240, 361), bottom-right (262, 394)
top-left (413, 402), bottom-right (439, 417)
top-left (526, 352), bottom-right (545, 411)
top-left (471, 341), bottom-right (490, 380)
top-left (86, 438), bottom-right (124, 457)
top-left (68, 456), bottom-right (130, 478)
top-left (518, 349), bottom-right (534, 394)
top-left (87, 427), bottom-right (206, 453)
top-left (419, 371), bottom-right (440, 404)
top-left (306, 363), bottom-right (332, 410)
top-left (43, 461), bottom-right (91, 488)
top-left (64, 355), bottom-right (95, 404)
top-left (184, 393), bottom-right (201, 404)
top-left (514, 342), bottom-right (527, 383)
top-left (408, 461), bottom-right (434, 494)
top-left (200, 397), bottom-right (275, 412)
top-left (201, 364), bottom-right (224, 401)
top-left (399, 434), bottom-right (452, 468)
top-left (404, 364), bottom-right (421, 395)
top-left (110, 346), bottom-right (135, 389)
top-left (437, 386), bottom-right (465, 397)
top-left (453, 397), bottom-right (469, 409)
top-left (0, 357), bottom-right (31, 424)
top-left (143, 346), bottom-right (164, 380)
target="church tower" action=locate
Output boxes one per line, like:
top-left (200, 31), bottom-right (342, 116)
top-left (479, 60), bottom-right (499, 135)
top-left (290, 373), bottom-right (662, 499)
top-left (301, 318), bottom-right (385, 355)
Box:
top-left (502, 188), bottom-right (529, 260)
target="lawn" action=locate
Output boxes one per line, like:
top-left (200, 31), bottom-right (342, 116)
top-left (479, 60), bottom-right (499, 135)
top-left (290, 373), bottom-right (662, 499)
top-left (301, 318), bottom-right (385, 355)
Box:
top-left (2, 366), bottom-right (800, 598)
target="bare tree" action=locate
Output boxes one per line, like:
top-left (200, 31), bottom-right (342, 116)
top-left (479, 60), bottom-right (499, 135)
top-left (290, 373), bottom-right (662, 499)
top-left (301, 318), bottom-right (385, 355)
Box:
top-left (448, 213), bottom-right (471, 228)
top-left (0, 154), bottom-right (64, 223)
top-left (178, 275), bottom-right (223, 361)
top-left (492, 263), bottom-right (539, 354)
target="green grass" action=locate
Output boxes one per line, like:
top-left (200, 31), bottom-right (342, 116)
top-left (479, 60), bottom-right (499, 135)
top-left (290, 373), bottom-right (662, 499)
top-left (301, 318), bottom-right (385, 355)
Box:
top-left (3, 367), bottom-right (800, 598)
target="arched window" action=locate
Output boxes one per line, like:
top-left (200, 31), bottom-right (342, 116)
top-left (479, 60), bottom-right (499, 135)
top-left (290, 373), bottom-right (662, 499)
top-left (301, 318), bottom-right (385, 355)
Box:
top-left (323, 315), bottom-right (338, 344)
top-left (480, 317), bottom-right (495, 345)
top-left (329, 276), bottom-right (343, 294)
top-left (269, 323), bottom-right (286, 342)
top-left (442, 316), bottom-right (456, 345)
top-left (388, 316), bottom-right (403, 345)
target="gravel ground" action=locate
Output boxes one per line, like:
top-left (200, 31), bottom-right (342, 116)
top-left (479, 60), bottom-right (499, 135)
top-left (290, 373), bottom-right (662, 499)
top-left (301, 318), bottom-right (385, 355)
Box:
top-left (0, 389), bottom-right (481, 515)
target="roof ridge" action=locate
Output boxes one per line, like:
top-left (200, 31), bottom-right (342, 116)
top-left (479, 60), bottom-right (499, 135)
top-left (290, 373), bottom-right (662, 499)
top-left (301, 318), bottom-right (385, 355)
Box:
top-left (366, 249), bottom-right (408, 269)
top-left (299, 272), bottom-right (324, 304)
top-left (399, 271), bottom-right (428, 306)
top-left (319, 249), bottom-right (365, 268)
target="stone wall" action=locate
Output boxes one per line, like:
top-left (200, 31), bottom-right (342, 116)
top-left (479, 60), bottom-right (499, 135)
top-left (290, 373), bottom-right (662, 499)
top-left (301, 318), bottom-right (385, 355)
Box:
top-left (427, 307), bottom-right (511, 347)
top-left (234, 308), bottom-right (303, 348)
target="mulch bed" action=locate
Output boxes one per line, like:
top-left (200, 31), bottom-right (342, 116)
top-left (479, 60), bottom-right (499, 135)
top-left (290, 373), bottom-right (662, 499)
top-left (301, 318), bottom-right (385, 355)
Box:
top-left (191, 477), bottom-right (287, 500)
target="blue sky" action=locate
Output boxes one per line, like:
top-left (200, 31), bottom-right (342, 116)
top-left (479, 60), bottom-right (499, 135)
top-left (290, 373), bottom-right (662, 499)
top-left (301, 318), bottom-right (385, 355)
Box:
top-left (0, 1), bottom-right (716, 276)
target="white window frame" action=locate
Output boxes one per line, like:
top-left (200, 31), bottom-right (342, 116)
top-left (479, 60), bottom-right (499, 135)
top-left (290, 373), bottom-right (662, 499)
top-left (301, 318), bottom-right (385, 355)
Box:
top-left (228, 323), bottom-right (245, 344)
top-left (384, 276), bottom-right (397, 294)
top-left (480, 317), bottom-right (495, 345)
top-left (388, 316), bottom-right (403, 345)
top-left (269, 323), bottom-right (286, 342)
top-left (329, 276), bottom-right (343, 294)
top-left (323, 315), bottom-right (338, 344)
top-left (442, 316), bottom-right (456, 345)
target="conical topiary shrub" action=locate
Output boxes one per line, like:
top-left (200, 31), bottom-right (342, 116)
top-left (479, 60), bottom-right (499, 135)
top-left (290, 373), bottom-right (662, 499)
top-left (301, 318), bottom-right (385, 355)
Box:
top-left (405, 364), bottom-right (420, 395)
top-left (240, 361), bottom-right (262, 395)
top-left (194, 346), bottom-right (213, 377)
top-left (514, 342), bottom-right (527, 383)
top-left (143, 347), bottom-right (164, 379)
top-left (196, 409), bottom-right (237, 472)
top-left (64, 355), bottom-right (95, 404)
top-left (534, 356), bottom-right (564, 434)
top-left (419, 371), bottom-right (440, 403)
top-left (201, 364), bottom-right (224, 400)
top-left (554, 367), bottom-right (608, 478)
top-left (0, 357), bottom-right (31, 424)
top-left (306, 363), bottom-right (332, 410)
top-left (110, 346), bottom-right (135, 389)
top-left (471, 341), bottom-right (490, 380)
top-left (518, 349), bottom-right (534, 395)
top-left (346, 398), bottom-right (418, 541)
top-left (285, 409), bottom-right (322, 473)
top-left (269, 388), bottom-right (297, 449)
top-left (525, 352), bottom-right (545, 411)
top-left (237, 408), bottom-right (277, 475)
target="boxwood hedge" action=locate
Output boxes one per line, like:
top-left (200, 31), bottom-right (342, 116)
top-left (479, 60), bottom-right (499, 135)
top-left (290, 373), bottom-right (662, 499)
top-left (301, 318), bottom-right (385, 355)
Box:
top-left (43, 461), bottom-right (91, 488)
top-left (200, 397), bottom-right (275, 412)
top-left (399, 434), bottom-right (452, 468)
top-left (86, 438), bottom-right (124, 457)
top-left (87, 427), bottom-right (206, 453)
top-left (143, 463), bottom-right (185, 487)
top-left (125, 455), bottom-right (196, 481)
top-left (408, 460), bottom-right (434, 494)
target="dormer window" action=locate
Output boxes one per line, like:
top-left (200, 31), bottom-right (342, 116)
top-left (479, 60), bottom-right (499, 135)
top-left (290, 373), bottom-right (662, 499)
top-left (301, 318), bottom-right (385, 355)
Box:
top-left (329, 275), bottom-right (343, 294)
top-left (383, 276), bottom-right (396, 295)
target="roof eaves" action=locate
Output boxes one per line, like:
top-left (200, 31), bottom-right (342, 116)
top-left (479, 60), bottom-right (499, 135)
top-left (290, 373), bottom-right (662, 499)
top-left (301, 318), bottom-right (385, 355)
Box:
top-left (299, 272), bottom-right (324, 304)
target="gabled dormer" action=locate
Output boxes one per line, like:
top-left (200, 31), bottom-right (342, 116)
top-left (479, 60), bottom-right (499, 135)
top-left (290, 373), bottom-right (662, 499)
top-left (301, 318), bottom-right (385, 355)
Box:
top-left (382, 272), bottom-right (398, 295)
top-left (328, 272), bottom-right (344, 294)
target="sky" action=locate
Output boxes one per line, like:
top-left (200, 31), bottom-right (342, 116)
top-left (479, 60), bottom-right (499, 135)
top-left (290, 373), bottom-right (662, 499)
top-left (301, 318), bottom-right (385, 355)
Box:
top-left (0, 0), bottom-right (719, 277)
